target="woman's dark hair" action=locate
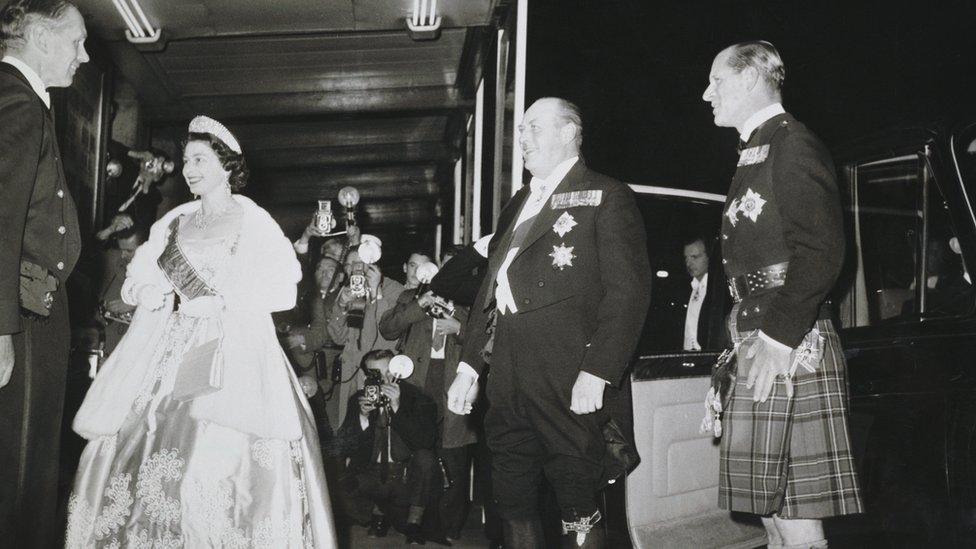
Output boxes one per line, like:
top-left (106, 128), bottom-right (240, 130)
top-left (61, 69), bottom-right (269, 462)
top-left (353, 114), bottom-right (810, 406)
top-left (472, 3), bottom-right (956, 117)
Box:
top-left (186, 132), bottom-right (249, 191)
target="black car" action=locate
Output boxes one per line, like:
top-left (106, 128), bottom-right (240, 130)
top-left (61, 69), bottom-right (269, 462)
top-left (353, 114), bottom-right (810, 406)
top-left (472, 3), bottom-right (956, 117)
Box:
top-left (624, 121), bottom-right (976, 548)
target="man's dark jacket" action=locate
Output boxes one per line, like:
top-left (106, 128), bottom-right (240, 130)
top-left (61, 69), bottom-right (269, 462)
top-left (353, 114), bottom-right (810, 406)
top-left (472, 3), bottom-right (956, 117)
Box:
top-left (379, 292), bottom-right (477, 448)
top-left (721, 113), bottom-right (843, 347)
top-left (459, 161), bottom-right (652, 387)
top-left (0, 61), bottom-right (81, 548)
top-left (337, 381), bottom-right (438, 469)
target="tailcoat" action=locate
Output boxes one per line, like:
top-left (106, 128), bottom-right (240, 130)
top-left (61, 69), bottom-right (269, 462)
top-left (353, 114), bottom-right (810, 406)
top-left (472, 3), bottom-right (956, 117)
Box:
top-left (460, 161), bottom-right (651, 519)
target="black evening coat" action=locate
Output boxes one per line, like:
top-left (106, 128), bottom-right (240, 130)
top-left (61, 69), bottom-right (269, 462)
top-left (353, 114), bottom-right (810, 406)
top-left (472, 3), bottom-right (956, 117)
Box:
top-left (460, 161), bottom-right (652, 387)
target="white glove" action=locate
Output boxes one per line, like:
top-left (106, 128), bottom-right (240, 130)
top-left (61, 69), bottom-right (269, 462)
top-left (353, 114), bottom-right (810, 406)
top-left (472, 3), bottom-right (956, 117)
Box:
top-left (137, 285), bottom-right (168, 311)
top-left (179, 296), bottom-right (225, 318)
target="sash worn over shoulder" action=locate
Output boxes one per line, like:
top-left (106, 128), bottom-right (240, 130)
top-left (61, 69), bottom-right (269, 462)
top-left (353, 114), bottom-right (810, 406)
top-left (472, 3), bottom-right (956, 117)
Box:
top-left (157, 219), bottom-right (217, 300)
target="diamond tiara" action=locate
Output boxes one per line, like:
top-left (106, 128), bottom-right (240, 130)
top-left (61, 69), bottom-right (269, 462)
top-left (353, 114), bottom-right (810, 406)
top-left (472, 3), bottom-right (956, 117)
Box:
top-left (188, 115), bottom-right (242, 154)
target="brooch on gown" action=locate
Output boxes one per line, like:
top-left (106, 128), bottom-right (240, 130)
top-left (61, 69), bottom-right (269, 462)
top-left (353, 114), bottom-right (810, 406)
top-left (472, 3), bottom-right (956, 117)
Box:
top-left (552, 211), bottom-right (577, 237)
top-left (550, 243), bottom-right (576, 270)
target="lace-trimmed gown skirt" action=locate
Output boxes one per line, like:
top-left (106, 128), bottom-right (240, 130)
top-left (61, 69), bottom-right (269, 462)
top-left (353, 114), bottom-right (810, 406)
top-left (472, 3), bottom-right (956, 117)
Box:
top-left (65, 313), bottom-right (337, 548)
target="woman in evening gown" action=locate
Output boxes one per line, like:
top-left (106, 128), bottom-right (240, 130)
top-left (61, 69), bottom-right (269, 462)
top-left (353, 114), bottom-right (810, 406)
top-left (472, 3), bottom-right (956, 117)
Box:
top-left (65, 116), bottom-right (338, 548)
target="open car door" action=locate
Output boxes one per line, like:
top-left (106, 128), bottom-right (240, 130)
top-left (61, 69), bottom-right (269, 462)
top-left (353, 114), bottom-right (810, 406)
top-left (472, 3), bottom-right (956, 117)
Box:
top-left (624, 185), bottom-right (766, 549)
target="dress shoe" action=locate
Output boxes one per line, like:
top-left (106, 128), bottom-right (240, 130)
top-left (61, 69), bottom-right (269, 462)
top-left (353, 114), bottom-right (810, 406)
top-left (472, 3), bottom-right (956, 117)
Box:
top-left (404, 522), bottom-right (426, 545)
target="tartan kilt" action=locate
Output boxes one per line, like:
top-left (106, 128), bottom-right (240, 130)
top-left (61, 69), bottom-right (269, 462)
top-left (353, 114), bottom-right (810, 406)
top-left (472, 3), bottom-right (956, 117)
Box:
top-left (718, 318), bottom-right (864, 518)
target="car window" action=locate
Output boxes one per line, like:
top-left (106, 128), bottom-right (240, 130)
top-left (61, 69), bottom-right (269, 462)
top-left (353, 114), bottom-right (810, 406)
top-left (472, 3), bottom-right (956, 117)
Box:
top-left (632, 193), bottom-right (725, 354)
top-left (837, 148), bottom-right (968, 327)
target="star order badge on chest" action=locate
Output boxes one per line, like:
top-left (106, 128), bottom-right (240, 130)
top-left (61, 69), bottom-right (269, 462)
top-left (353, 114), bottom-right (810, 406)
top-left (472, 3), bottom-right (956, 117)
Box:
top-left (550, 243), bottom-right (576, 270)
top-left (726, 188), bottom-right (767, 226)
top-left (552, 211), bottom-right (577, 237)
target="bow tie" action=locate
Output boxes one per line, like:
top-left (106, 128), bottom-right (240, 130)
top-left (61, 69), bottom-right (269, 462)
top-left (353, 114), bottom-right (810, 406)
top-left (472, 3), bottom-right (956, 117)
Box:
top-left (736, 139), bottom-right (748, 154)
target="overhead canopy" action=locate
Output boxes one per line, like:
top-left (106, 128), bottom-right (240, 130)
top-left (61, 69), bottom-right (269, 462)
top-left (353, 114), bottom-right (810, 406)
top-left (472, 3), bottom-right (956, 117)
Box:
top-left (75, 0), bottom-right (505, 241)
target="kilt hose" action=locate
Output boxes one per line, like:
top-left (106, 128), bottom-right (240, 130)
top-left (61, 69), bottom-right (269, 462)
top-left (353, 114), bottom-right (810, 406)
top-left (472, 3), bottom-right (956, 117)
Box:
top-left (719, 318), bottom-right (864, 518)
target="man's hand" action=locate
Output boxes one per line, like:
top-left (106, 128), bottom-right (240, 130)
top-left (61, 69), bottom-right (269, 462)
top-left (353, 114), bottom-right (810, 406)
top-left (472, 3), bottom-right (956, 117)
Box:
top-left (447, 371), bottom-right (478, 415)
top-left (137, 285), bottom-right (168, 310)
top-left (417, 290), bottom-right (435, 309)
top-left (571, 370), bottom-right (607, 415)
top-left (336, 287), bottom-right (355, 309)
top-left (433, 316), bottom-right (461, 337)
top-left (298, 375), bottom-right (319, 397)
top-left (365, 264), bottom-right (382, 293)
top-left (742, 337), bottom-right (793, 402)
top-left (285, 332), bottom-right (306, 350)
top-left (0, 335), bottom-right (14, 389)
top-left (358, 396), bottom-right (377, 417)
top-left (382, 382), bottom-right (401, 413)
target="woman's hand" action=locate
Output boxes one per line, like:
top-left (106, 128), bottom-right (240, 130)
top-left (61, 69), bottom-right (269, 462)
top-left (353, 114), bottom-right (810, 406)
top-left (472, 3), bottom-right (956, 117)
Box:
top-left (137, 285), bottom-right (168, 311)
top-left (180, 296), bottom-right (225, 318)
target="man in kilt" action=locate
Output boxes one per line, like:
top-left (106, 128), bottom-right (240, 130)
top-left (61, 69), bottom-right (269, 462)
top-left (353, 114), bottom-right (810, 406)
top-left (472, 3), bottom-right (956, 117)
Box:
top-left (702, 41), bottom-right (863, 547)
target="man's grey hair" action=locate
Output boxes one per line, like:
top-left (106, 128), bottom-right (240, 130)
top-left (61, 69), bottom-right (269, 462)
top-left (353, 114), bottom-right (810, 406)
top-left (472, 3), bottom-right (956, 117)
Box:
top-left (725, 40), bottom-right (786, 91)
top-left (0, 0), bottom-right (76, 54)
top-left (539, 96), bottom-right (584, 152)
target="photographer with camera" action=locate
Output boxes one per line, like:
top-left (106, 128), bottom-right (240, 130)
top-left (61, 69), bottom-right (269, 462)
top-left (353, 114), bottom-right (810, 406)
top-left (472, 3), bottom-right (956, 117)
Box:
top-left (327, 240), bottom-right (404, 427)
top-left (379, 250), bottom-right (477, 542)
top-left (95, 224), bottom-right (146, 355)
top-left (335, 349), bottom-right (439, 544)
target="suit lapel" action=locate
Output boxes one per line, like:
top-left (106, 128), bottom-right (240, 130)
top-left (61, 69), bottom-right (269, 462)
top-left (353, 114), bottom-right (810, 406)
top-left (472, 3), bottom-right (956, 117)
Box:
top-left (513, 162), bottom-right (589, 261)
top-left (490, 185), bottom-right (529, 244)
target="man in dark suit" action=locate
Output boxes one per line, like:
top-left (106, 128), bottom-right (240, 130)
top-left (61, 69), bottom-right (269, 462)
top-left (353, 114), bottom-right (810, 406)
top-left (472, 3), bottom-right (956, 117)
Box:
top-left (334, 349), bottom-right (440, 545)
top-left (0, 2), bottom-right (87, 546)
top-left (379, 249), bottom-right (477, 541)
top-left (448, 97), bottom-right (651, 548)
top-left (681, 235), bottom-right (730, 351)
top-left (703, 41), bottom-right (863, 548)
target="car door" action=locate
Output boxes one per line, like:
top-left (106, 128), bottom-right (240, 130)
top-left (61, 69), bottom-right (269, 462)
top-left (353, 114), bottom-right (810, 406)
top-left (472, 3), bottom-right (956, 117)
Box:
top-left (831, 132), bottom-right (976, 545)
top-left (624, 185), bottom-right (767, 549)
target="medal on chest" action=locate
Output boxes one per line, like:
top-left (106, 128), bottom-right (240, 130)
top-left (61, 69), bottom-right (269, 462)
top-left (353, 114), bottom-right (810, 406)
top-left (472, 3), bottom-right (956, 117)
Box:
top-left (725, 188), bottom-right (767, 227)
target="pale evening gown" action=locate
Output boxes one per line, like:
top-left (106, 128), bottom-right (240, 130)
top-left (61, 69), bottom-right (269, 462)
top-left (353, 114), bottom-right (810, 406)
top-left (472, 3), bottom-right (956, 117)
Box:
top-left (65, 215), bottom-right (337, 548)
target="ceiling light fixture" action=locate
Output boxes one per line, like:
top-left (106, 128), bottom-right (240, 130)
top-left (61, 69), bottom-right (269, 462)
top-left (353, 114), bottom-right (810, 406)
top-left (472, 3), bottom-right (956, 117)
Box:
top-left (406, 0), bottom-right (441, 40)
top-left (111, 0), bottom-right (161, 44)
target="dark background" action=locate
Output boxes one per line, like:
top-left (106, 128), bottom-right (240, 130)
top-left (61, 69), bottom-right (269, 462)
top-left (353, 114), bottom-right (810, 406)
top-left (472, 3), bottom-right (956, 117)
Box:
top-left (526, 0), bottom-right (976, 193)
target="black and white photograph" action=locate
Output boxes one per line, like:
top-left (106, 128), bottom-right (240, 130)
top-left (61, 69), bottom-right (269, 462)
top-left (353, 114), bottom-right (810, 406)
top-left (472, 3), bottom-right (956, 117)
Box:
top-left (2, 1), bottom-right (976, 547)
